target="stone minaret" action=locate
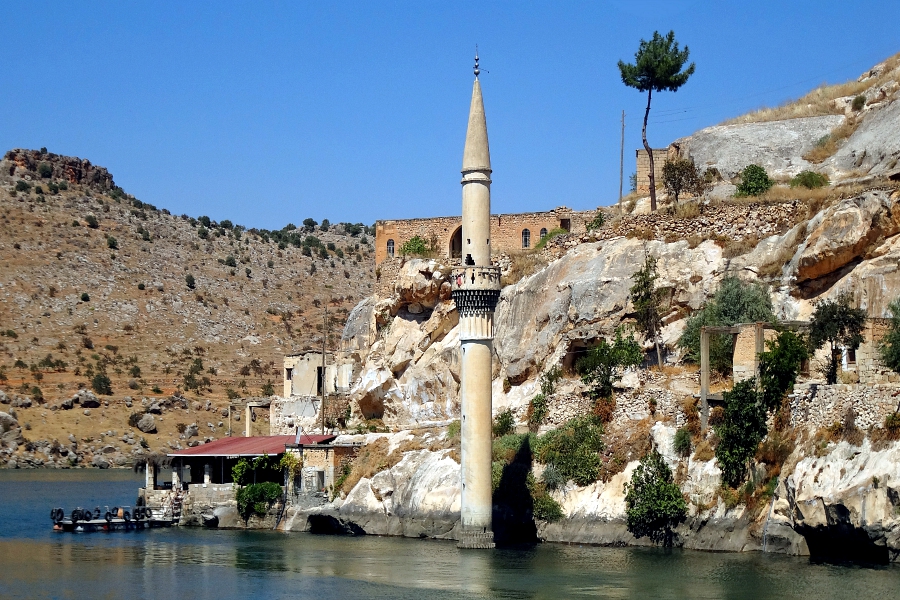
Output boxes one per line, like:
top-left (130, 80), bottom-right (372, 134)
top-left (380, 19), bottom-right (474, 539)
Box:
top-left (452, 53), bottom-right (501, 550)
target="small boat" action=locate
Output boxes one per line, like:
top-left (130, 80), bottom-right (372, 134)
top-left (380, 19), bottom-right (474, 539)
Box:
top-left (50, 505), bottom-right (175, 532)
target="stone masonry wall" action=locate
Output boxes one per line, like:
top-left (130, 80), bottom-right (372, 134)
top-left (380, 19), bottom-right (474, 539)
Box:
top-left (636, 148), bottom-right (670, 192)
top-left (375, 207), bottom-right (597, 264)
top-left (790, 383), bottom-right (900, 430)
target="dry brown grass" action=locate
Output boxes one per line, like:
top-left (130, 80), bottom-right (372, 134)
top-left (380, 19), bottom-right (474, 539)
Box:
top-left (756, 244), bottom-right (797, 279)
top-left (693, 434), bottom-right (718, 461)
top-left (722, 53), bottom-right (900, 125)
top-left (339, 437), bottom-right (397, 495)
top-left (802, 118), bottom-right (863, 163)
top-left (721, 236), bottom-right (760, 259)
top-left (599, 417), bottom-right (653, 482)
top-left (501, 250), bottom-right (549, 287)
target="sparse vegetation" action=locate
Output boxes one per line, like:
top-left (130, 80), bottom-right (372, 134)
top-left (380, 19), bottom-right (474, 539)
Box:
top-left (735, 164), bottom-right (774, 197)
top-left (576, 328), bottom-right (644, 402)
top-left (790, 170), bottom-right (829, 189)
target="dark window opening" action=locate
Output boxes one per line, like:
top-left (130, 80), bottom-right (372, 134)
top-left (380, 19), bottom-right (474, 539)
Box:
top-left (522, 229), bottom-right (531, 248)
top-left (387, 239), bottom-right (395, 257)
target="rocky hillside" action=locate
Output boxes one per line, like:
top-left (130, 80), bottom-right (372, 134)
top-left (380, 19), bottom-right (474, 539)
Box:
top-left (0, 148), bottom-right (375, 466)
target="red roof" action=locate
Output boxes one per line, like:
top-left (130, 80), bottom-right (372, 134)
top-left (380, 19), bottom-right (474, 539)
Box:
top-left (168, 434), bottom-right (336, 457)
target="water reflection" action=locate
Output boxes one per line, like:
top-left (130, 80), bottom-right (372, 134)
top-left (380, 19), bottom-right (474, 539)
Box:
top-left (1, 471), bottom-right (899, 599)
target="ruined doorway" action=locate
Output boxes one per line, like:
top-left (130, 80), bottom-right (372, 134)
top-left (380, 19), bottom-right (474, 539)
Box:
top-left (559, 218), bottom-right (571, 232)
top-left (450, 226), bottom-right (462, 259)
top-left (316, 366), bottom-right (324, 395)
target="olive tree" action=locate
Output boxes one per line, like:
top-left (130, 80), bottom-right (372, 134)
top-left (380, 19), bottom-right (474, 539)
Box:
top-left (618, 31), bottom-right (696, 212)
top-left (808, 292), bottom-right (866, 384)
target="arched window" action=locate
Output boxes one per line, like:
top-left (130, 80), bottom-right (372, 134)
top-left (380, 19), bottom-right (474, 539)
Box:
top-left (387, 239), bottom-right (395, 257)
top-left (522, 229), bottom-right (531, 249)
top-left (540, 228), bottom-right (548, 240)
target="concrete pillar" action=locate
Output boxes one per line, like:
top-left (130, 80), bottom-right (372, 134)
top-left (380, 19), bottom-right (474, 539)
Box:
top-left (245, 405), bottom-right (251, 437)
top-left (146, 462), bottom-right (156, 490)
top-left (459, 339), bottom-right (494, 533)
top-left (204, 463), bottom-right (211, 485)
top-left (700, 327), bottom-right (710, 430)
top-left (172, 463), bottom-right (181, 490)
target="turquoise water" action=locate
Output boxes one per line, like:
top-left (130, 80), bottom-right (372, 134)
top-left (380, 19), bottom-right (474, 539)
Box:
top-left (0, 470), bottom-right (897, 599)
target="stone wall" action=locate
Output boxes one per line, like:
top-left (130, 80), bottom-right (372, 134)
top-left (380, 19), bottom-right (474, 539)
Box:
top-left (374, 206), bottom-right (597, 264)
top-left (635, 148), bottom-right (670, 192)
top-left (790, 383), bottom-right (900, 430)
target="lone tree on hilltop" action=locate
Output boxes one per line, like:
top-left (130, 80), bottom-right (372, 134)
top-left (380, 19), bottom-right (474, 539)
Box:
top-left (630, 253), bottom-right (665, 367)
top-left (618, 30), bottom-right (695, 212)
top-left (809, 292), bottom-right (866, 384)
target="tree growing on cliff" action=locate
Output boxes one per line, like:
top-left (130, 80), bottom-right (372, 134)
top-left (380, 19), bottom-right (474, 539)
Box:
top-left (758, 329), bottom-right (808, 411)
top-left (624, 449), bottom-right (687, 546)
top-left (715, 379), bottom-right (767, 488)
top-left (630, 253), bottom-right (665, 367)
top-left (577, 328), bottom-right (643, 400)
top-left (679, 276), bottom-right (775, 375)
top-left (879, 298), bottom-right (900, 375)
top-left (809, 292), bottom-right (867, 384)
top-left (618, 31), bottom-right (695, 212)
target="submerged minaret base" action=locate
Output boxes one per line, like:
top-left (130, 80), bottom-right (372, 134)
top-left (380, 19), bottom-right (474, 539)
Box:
top-left (452, 54), bottom-right (500, 550)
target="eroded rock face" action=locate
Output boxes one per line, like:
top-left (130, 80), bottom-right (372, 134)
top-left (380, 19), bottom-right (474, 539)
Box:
top-left (776, 439), bottom-right (900, 563)
top-left (673, 115), bottom-right (845, 179)
top-left (794, 191), bottom-right (900, 284)
top-left (828, 93), bottom-right (900, 177)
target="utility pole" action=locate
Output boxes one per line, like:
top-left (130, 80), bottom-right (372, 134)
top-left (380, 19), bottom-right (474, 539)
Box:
top-left (619, 110), bottom-right (625, 213)
top-left (320, 300), bottom-right (328, 435)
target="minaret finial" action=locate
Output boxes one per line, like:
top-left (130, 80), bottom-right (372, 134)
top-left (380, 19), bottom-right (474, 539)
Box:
top-left (474, 45), bottom-right (480, 79)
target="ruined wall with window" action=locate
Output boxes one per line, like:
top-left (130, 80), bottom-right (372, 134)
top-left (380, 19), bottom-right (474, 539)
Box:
top-left (374, 206), bottom-right (596, 265)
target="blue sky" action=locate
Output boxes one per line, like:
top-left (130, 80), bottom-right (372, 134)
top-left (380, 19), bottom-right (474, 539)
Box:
top-left (1, 1), bottom-right (898, 229)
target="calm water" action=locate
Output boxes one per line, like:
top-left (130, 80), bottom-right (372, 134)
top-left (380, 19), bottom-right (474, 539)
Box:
top-left (0, 471), bottom-right (897, 599)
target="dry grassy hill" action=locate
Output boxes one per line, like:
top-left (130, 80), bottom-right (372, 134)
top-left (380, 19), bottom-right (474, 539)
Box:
top-left (0, 149), bottom-right (374, 464)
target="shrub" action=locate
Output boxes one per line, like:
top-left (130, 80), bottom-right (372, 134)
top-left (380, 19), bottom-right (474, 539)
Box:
top-left (879, 298), bottom-right (900, 376)
top-left (185, 274), bottom-right (196, 290)
top-left (447, 420), bottom-right (461, 439)
top-left (790, 170), bottom-right (829, 189)
top-left (15, 180), bottom-right (31, 192)
top-left (197, 226), bottom-right (209, 239)
top-left (91, 373), bottom-right (113, 395)
top-left (80, 293), bottom-right (90, 302)
top-left (735, 164), bottom-right (774, 197)
top-left (534, 415), bottom-right (605, 486)
top-left (662, 157), bottom-right (709, 204)
top-left (528, 393), bottom-right (549, 431)
top-left (224, 255), bottom-right (237, 267)
top-left (38, 162), bottom-right (52, 178)
top-left (532, 490), bottom-right (564, 522)
top-left (260, 381), bottom-right (275, 396)
top-left (318, 247), bottom-right (329, 260)
top-left (586, 211), bottom-right (605, 231)
top-left (576, 328), bottom-right (643, 400)
top-left (851, 94), bottom-right (866, 111)
top-left (235, 482), bottom-right (283, 519)
top-left (624, 449), bottom-right (687, 545)
top-left (267, 259), bottom-right (274, 268)
top-left (679, 276), bottom-right (775, 375)
top-left (399, 235), bottom-right (428, 256)
top-left (534, 228), bottom-right (567, 251)
top-left (85, 215), bottom-right (99, 229)
top-left (758, 330), bottom-right (808, 411)
top-left (541, 462), bottom-right (565, 491)
top-left (151, 386), bottom-right (163, 394)
top-left (245, 267), bottom-right (252, 278)
top-left (492, 408), bottom-right (516, 437)
top-left (673, 427), bottom-right (692, 457)
top-left (715, 379), bottom-right (767, 488)
top-left (137, 283), bottom-right (145, 290)
top-left (809, 292), bottom-right (866, 384)
top-left (226, 387), bottom-right (240, 400)
top-left (106, 236), bottom-right (118, 250)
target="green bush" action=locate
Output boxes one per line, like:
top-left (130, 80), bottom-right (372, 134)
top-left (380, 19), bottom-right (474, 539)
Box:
top-left (758, 329), bottom-right (808, 411)
top-left (224, 255), bottom-right (237, 267)
top-left (492, 408), bottom-right (516, 437)
top-left (809, 292), bottom-right (866, 384)
top-left (879, 298), bottom-right (900, 377)
top-left (541, 462), bottom-right (565, 491)
top-left (197, 226), bottom-right (209, 240)
top-left (38, 163), bottom-right (52, 178)
top-left (586, 211), bottom-right (605, 231)
top-left (235, 482), bottom-right (283, 519)
top-left (85, 215), bottom-right (99, 228)
top-left (185, 274), bottom-right (196, 290)
top-left (534, 228), bottom-right (567, 250)
top-left (137, 283), bottom-right (145, 290)
top-left (534, 415), bottom-right (605, 486)
top-left (673, 427), bottom-right (691, 457)
top-left (715, 379), bottom-right (767, 488)
top-left (678, 276), bottom-right (774, 375)
top-left (528, 393), bottom-right (549, 430)
top-left (91, 373), bottom-right (113, 395)
top-left (106, 236), bottom-right (118, 250)
top-left (80, 292), bottom-right (90, 302)
top-left (15, 180), bottom-right (31, 192)
top-left (576, 328), bottom-right (643, 400)
top-left (735, 164), bottom-right (774, 197)
top-left (532, 490), bottom-right (564, 522)
top-left (790, 170), bottom-right (829, 189)
top-left (399, 235), bottom-right (428, 256)
top-left (447, 420), bottom-right (461, 439)
top-left (624, 449), bottom-right (687, 545)
top-left (852, 95), bottom-right (866, 111)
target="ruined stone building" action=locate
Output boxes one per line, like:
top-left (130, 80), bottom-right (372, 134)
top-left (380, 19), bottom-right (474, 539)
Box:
top-left (374, 206), bottom-right (596, 265)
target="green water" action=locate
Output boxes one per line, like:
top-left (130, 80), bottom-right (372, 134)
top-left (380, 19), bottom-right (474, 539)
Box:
top-left (0, 470), bottom-right (897, 599)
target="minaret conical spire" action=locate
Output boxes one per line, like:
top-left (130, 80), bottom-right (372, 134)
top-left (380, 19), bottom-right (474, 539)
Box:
top-left (462, 72), bottom-right (491, 173)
